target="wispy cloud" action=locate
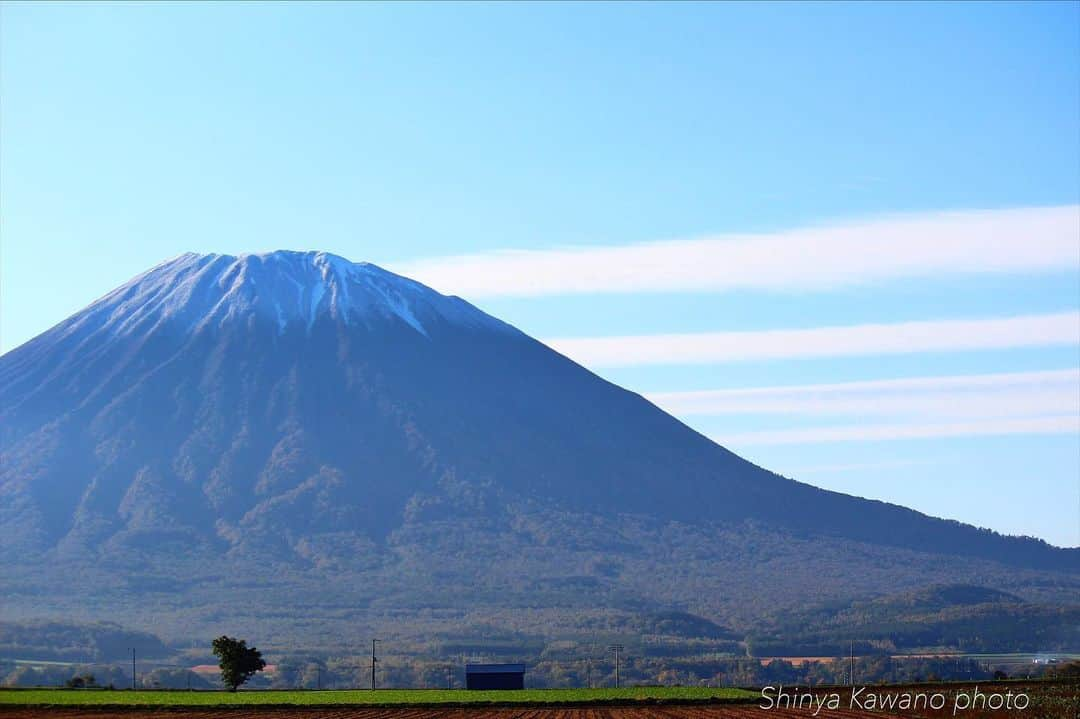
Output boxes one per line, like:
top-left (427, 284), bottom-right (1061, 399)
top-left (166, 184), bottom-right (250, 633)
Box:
top-left (714, 415), bottom-right (1080, 446)
top-left (544, 311), bottom-right (1080, 367)
top-left (777, 459), bottom-right (933, 475)
top-left (645, 369), bottom-right (1080, 419)
top-left (393, 205), bottom-right (1079, 297)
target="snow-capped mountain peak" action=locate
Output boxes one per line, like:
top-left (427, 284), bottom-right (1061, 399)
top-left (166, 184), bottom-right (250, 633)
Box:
top-left (41, 250), bottom-right (511, 348)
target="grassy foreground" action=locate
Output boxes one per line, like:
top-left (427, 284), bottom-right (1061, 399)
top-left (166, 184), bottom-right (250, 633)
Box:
top-left (0, 686), bottom-right (757, 707)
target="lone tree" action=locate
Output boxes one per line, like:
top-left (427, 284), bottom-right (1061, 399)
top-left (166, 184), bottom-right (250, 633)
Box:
top-left (211, 636), bottom-right (266, 692)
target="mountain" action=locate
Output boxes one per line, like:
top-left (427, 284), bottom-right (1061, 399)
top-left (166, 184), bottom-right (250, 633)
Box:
top-left (1, 251), bottom-right (1076, 651)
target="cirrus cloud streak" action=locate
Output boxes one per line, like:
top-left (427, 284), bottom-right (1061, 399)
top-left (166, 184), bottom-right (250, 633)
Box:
top-left (645, 369), bottom-right (1080, 419)
top-left (714, 415), bottom-right (1080, 446)
top-left (544, 311), bottom-right (1080, 367)
top-left (393, 205), bottom-right (1079, 298)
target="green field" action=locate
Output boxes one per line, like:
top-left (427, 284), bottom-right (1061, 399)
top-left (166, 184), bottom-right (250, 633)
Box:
top-left (0, 687), bottom-right (757, 707)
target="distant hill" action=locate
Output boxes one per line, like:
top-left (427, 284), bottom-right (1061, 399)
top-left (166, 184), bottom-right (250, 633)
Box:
top-left (0, 620), bottom-right (169, 663)
top-left (1, 251), bottom-right (1076, 649)
top-left (748, 584), bottom-right (1080, 656)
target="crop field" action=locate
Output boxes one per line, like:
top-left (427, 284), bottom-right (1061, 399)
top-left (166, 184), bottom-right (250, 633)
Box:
top-left (0, 701), bottom-right (1075, 719)
top-left (0, 681), bottom-right (1074, 717)
top-left (0, 708), bottom-right (912, 719)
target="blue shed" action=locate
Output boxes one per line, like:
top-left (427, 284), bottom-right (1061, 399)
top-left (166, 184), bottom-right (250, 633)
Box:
top-left (465, 663), bottom-right (525, 690)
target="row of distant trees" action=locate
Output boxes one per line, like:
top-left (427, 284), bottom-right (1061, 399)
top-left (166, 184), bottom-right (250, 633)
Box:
top-left (63, 637), bottom-right (266, 692)
top-left (0, 636), bottom-right (264, 692)
top-left (4, 638), bottom-right (1078, 690)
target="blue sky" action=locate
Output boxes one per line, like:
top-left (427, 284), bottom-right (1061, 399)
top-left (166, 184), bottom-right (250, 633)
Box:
top-left (2, 1), bottom-right (1078, 546)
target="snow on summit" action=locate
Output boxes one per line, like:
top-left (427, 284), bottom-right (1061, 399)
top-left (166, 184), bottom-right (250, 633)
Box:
top-left (44, 250), bottom-right (512, 346)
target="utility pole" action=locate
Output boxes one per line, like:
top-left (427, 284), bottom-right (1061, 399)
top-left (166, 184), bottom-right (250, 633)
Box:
top-left (446, 665), bottom-right (452, 690)
top-left (849, 641), bottom-right (854, 686)
top-left (586, 657), bottom-right (592, 689)
top-left (371, 639), bottom-right (380, 690)
top-left (317, 665), bottom-right (321, 690)
top-left (608, 645), bottom-right (624, 689)
top-left (131, 648), bottom-right (136, 690)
